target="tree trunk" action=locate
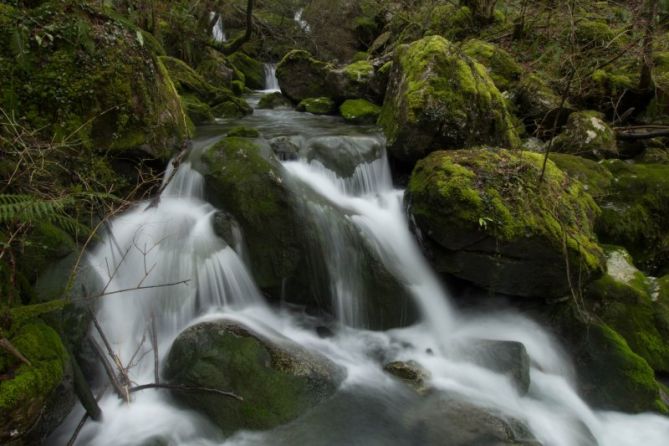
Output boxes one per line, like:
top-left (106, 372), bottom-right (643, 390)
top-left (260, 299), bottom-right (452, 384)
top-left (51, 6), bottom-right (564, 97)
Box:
top-left (639, 0), bottom-right (658, 92)
top-left (209, 0), bottom-right (254, 55)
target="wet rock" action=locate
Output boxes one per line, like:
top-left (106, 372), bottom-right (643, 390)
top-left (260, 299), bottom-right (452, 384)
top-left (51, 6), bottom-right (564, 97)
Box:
top-left (227, 126), bottom-right (260, 138)
top-left (269, 136), bottom-right (301, 161)
top-left (228, 52), bottom-right (266, 90)
top-left (383, 360), bottom-right (430, 394)
top-left (258, 92), bottom-right (292, 110)
top-left (406, 393), bottom-right (540, 446)
top-left (378, 36), bottom-right (520, 168)
top-left (164, 318), bottom-right (345, 434)
top-left (340, 99), bottom-right (381, 124)
top-left (463, 340), bottom-right (531, 395)
top-left (407, 148), bottom-right (605, 299)
top-left (297, 97), bottom-right (336, 115)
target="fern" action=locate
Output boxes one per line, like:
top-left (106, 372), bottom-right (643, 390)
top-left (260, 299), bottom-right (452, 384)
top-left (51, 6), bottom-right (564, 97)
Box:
top-left (0, 194), bottom-right (86, 235)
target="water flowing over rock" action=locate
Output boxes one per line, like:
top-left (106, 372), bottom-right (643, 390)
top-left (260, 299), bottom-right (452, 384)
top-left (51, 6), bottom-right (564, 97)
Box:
top-left (407, 148), bottom-right (605, 298)
top-left (378, 36), bottom-right (520, 168)
top-left (164, 318), bottom-right (345, 434)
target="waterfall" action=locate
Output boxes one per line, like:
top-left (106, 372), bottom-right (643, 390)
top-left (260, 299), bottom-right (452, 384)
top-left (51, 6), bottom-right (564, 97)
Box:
top-left (211, 12), bottom-right (226, 43)
top-left (55, 97), bottom-right (669, 446)
top-left (263, 63), bottom-right (280, 92)
top-left (294, 8), bottom-right (310, 33)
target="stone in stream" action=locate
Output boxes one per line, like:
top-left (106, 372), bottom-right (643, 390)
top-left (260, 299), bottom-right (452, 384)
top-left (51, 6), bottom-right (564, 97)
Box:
top-left (164, 319), bottom-right (346, 434)
top-left (406, 147), bottom-right (605, 299)
top-left (462, 340), bottom-right (531, 395)
top-left (383, 360), bottom-right (431, 394)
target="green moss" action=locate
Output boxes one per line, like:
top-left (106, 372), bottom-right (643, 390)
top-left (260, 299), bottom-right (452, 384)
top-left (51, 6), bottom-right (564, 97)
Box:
top-left (379, 36), bottom-right (520, 163)
top-left (549, 153), bottom-right (613, 199)
top-left (462, 39), bottom-right (523, 91)
top-left (227, 126), bottom-right (260, 138)
top-left (228, 52), bottom-right (265, 90)
top-left (574, 19), bottom-right (616, 47)
top-left (408, 148), bottom-right (605, 288)
top-left (352, 52), bottom-right (369, 62)
top-left (596, 161), bottom-right (669, 273)
top-left (343, 60), bottom-right (374, 82)
top-left (0, 321), bottom-right (69, 435)
top-left (258, 92), bottom-right (291, 110)
top-left (339, 99), bottom-right (381, 124)
top-left (427, 5), bottom-right (474, 41)
top-left (552, 111), bottom-right (618, 159)
top-left (297, 97), bottom-right (336, 115)
top-left (180, 94), bottom-right (213, 125)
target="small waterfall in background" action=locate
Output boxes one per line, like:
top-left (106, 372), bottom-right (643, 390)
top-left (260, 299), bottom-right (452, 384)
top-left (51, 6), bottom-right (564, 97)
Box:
top-left (294, 8), bottom-right (310, 33)
top-left (263, 63), bottom-right (280, 92)
top-left (55, 89), bottom-right (669, 446)
top-left (211, 12), bottom-right (226, 43)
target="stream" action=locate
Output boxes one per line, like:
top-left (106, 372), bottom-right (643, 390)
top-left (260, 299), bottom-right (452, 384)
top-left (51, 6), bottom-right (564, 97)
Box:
top-left (50, 73), bottom-right (669, 446)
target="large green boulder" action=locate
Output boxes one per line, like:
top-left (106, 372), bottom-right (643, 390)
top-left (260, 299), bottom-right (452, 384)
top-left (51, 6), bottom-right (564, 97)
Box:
top-left (378, 36), bottom-right (520, 167)
top-left (228, 52), bottom-right (266, 90)
top-left (407, 148), bottom-right (605, 298)
top-left (552, 111), bottom-right (618, 160)
top-left (585, 247), bottom-right (669, 373)
top-left (548, 306), bottom-right (668, 414)
top-left (1, 321), bottom-right (73, 445)
top-left (461, 39), bottom-right (523, 92)
top-left (197, 137), bottom-right (305, 298)
top-left (0, 2), bottom-right (189, 159)
top-left (276, 50), bottom-right (335, 103)
top-left (596, 160), bottom-right (669, 274)
top-left (164, 319), bottom-right (345, 434)
top-left (160, 56), bottom-right (251, 119)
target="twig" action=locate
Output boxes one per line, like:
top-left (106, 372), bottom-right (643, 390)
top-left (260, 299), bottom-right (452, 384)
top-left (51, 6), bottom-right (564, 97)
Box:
top-left (90, 338), bottom-right (128, 402)
top-left (129, 383), bottom-right (243, 401)
top-left (0, 337), bottom-right (32, 366)
top-left (150, 314), bottom-right (160, 384)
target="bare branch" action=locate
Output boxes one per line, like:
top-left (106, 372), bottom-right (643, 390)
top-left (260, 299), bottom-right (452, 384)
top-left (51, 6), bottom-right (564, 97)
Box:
top-left (129, 383), bottom-right (243, 401)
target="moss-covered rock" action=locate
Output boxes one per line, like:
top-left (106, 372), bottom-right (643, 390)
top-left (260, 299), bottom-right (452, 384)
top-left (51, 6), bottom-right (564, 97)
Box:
top-left (276, 50), bottom-right (335, 103)
top-left (297, 97), bottom-right (336, 115)
top-left (426, 5), bottom-right (475, 41)
top-left (227, 126), bottom-right (260, 138)
top-left (548, 153), bottom-right (614, 199)
top-left (379, 36), bottom-right (520, 167)
top-left (228, 52), bottom-right (265, 90)
top-left (180, 94), bottom-right (214, 125)
top-left (164, 318), bottom-right (345, 434)
top-left (0, 2), bottom-right (189, 159)
top-left (462, 39), bottom-right (523, 92)
top-left (596, 160), bottom-right (669, 274)
top-left (548, 306), bottom-right (667, 413)
top-left (407, 148), bottom-right (605, 298)
top-left (1, 321), bottom-right (73, 445)
top-left (552, 111), bottom-right (618, 159)
top-left (585, 247), bottom-right (669, 373)
top-left (258, 92), bottom-right (292, 109)
top-left (339, 99), bottom-right (381, 124)
top-left (160, 55), bottom-right (251, 119)
top-left (197, 137), bottom-right (306, 298)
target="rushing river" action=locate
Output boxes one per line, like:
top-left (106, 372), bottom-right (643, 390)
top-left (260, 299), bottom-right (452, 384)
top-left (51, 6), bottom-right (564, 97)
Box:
top-left (50, 72), bottom-right (669, 446)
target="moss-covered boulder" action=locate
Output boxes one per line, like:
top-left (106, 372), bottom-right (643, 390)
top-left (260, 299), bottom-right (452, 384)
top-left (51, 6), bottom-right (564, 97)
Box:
top-left (552, 111), bottom-right (618, 160)
top-left (548, 306), bottom-right (668, 413)
top-left (227, 126), bottom-right (260, 138)
top-left (379, 36), bottom-right (520, 167)
top-left (585, 247), bottom-right (669, 373)
top-left (1, 321), bottom-right (73, 445)
top-left (276, 50), bottom-right (335, 103)
top-left (228, 52), bottom-right (266, 90)
top-left (258, 92), bottom-right (292, 109)
top-left (0, 2), bottom-right (189, 160)
top-left (197, 137), bottom-right (306, 298)
top-left (339, 99), bottom-right (381, 124)
top-left (297, 97), bottom-right (336, 115)
top-left (180, 94), bottom-right (214, 125)
top-left (160, 56), bottom-right (251, 119)
top-left (196, 50), bottom-right (238, 89)
top-left (407, 148), bottom-right (605, 298)
top-left (461, 39), bottom-right (523, 92)
top-left (164, 318), bottom-right (345, 434)
top-left (596, 160), bottom-right (669, 274)
top-left (548, 153), bottom-right (613, 199)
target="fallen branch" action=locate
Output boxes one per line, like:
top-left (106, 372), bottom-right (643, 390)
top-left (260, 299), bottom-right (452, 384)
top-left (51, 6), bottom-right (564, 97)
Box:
top-left (0, 337), bottom-right (32, 366)
top-left (129, 383), bottom-right (243, 401)
top-left (66, 386), bottom-right (107, 446)
top-left (615, 126), bottom-right (669, 140)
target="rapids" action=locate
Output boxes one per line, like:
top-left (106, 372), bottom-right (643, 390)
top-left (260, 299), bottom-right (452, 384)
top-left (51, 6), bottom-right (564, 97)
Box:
top-left (50, 86), bottom-right (669, 445)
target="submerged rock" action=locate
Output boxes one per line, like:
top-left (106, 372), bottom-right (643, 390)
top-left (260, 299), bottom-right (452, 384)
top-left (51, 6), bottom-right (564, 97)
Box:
top-left (164, 319), bottom-right (345, 433)
top-left (378, 36), bottom-right (520, 168)
top-left (407, 148), bottom-right (605, 298)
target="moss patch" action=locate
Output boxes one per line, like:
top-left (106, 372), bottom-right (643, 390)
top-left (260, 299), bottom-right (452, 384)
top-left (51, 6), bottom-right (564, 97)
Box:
top-left (339, 99), bottom-right (381, 124)
top-left (462, 39), bottom-right (523, 91)
top-left (297, 97), bottom-right (336, 115)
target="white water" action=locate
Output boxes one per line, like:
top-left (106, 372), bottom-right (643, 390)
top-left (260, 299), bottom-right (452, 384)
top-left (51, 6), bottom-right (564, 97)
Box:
top-left (294, 8), bottom-right (311, 33)
top-left (211, 12), bottom-right (226, 43)
top-left (262, 64), bottom-right (280, 92)
top-left (54, 97), bottom-right (669, 446)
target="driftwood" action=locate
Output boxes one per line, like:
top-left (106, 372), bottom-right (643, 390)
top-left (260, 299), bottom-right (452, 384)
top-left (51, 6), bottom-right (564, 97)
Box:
top-left (615, 125), bottom-right (669, 140)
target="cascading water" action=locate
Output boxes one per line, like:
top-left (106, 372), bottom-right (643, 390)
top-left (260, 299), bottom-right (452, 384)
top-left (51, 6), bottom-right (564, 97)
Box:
top-left (52, 93), bottom-right (669, 446)
top-left (210, 12), bottom-right (226, 42)
top-left (262, 64), bottom-right (280, 92)
top-left (294, 8), bottom-right (310, 33)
